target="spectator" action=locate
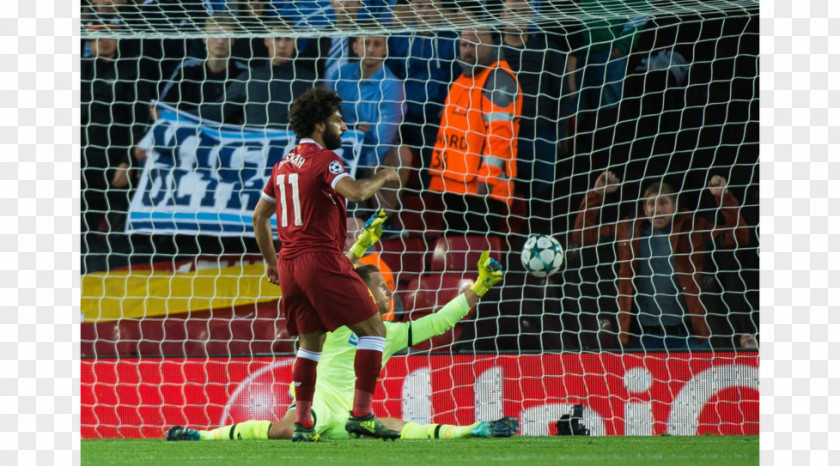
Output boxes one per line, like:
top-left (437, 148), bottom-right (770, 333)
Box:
top-left (81, 25), bottom-right (149, 271)
top-left (272, 0), bottom-right (335, 31)
top-left (267, 0), bottom-right (394, 31)
top-left (137, 0), bottom-right (208, 69)
top-left (322, 1), bottom-right (364, 81)
top-left (388, 0), bottom-right (461, 167)
top-left (328, 35), bottom-right (404, 170)
top-left (144, 13), bottom-right (254, 260)
top-left (82, 0), bottom-right (144, 28)
top-left (568, 1), bottom-right (647, 132)
top-left (427, 25), bottom-right (522, 235)
top-left (572, 171), bottom-right (749, 350)
top-left (498, 0), bottom-right (568, 235)
top-left (81, 1), bottom-right (143, 64)
top-left (157, 13), bottom-right (250, 114)
top-left (327, 35), bottom-right (410, 215)
top-left (548, 19), bottom-right (584, 156)
top-left (251, 1), bottom-right (357, 80)
top-left (197, 23), bottom-right (317, 128)
top-left (228, 0), bottom-right (271, 65)
top-left (139, 0), bottom-right (208, 33)
top-left (227, 1), bottom-right (346, 78)
top-left (318, 1), bottom-right (399, 80)
top-left (136, 0), bottom-right (207, 129)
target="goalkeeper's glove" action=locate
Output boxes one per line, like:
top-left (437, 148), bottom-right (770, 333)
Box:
top-left (349, 208), bottom-right (388, 258)
top-left (469, 250), bottom-right (503, 297)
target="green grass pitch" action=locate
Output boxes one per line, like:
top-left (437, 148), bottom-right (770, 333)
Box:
top-left (83, 436), bottom-right (759, 465)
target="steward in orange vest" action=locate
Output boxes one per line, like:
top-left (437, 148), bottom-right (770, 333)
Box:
top-left (428, 28), bottom-right (522, 233)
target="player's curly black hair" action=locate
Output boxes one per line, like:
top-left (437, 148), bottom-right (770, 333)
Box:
top-left (288, 86), bottom-right (343, 140)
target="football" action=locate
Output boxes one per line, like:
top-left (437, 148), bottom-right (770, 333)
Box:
top-left (520, 234), bottom-right (564, 277)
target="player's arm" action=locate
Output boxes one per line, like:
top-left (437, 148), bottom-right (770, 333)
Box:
top-left (334, 168), bottom-right (399, 203)
top-left (705, 175), bottom-right (750, 248)
top-left (571, 170), bottom-right (619, 246)
top-left (398, 251), bottom-right (503, 349)
top-left (252, 196), bottom-right (280, 286)
top-left (346, 209), bottom-right (388, 264)
top-left (477, 69), bottom-right (519, 195)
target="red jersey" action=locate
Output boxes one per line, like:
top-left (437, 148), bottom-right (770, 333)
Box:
top-left (261, 139), bottom-right (351, 258)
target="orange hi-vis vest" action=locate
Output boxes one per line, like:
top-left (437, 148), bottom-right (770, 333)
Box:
top-left (428, 60), bottom-right (522, 206)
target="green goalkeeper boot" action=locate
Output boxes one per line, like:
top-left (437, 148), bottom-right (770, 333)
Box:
top-left (345, 412), bottom-right (400, 441)
top-left (166, 426), bottom-right (200, 441)
top-left (470, 417), bottom-right (519, 438)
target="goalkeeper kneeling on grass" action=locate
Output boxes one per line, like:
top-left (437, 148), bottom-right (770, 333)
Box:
top-left (167, 209), bottom-right (517, 442)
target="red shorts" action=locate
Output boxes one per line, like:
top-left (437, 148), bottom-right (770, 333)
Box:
top-left (277, 251), bottom-right (379, 336)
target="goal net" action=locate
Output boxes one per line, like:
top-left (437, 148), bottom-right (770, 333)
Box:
top-left (81, 0), bottom-right (759, 438)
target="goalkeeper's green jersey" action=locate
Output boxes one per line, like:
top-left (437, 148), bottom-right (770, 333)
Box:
top-left (312, 294), bottom-right (472, 411)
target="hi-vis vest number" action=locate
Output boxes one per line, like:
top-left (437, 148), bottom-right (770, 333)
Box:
top-left (429, 60), bottom-right (521, 206)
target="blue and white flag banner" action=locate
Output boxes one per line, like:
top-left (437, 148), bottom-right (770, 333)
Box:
top-left (128, 102), bottom-right (363, 236)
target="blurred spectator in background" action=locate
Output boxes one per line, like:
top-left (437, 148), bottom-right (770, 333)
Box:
top-left (251, 1), bottom-right (393, 80)
top-left (568, 1), bottom-right (646, 133)
top-left (137, 0), bottom-right (208, 82)
top-left (388, 0), bottom-right (461, 173)
top-left (139, 0), bottom-right (209, 32)
top-left (327, 35), bottom-right (410, 219)
top-left (228, 0), bottom-right (271, 64)
top-left (227, 1), bottom-right (359, 78)
top-left (141, 12), bottom-right (253, 261)
top-left (135, 0), bottom-right (208, 141)
top-left (81, 25), bottom-right (149, 272)
top-left (498, 0), bottom-right (567, 236)
top-left (572, 170), bottom-right (749, 351)
top-left (196, 23), bottom-right (317, 128)
top-left (156, 13), bottom-right (249, 115)
top-left (81, 1), bottom-right (143, 65)
top-left (328, 35), bottom-right (403, 170)
top-left (323, 1), bottom-right (365, 81)
top-left (427, 25), bottom-right (521, 235)
top-left (500, 0), bottom-right (564, 194)
top-left (319, 1), bottom-right (398, 80)
top-left (252, 1), bottom-right (332, 78)
top-left (82, 0), bottom-right (144, 28)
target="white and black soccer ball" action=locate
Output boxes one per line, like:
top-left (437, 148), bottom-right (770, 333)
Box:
top-left (520, 234), bottom-right (564, 277)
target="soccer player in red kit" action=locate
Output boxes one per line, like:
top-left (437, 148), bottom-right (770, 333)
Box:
top-left (251, 87), bottom-right (401, 442)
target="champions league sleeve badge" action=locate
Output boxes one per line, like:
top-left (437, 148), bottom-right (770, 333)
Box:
top-left (329, 160), bottom-right (344, 175)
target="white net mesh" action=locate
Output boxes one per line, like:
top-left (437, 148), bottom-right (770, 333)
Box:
top-left (80, 1), bottom-right (759, 37)
top-left (81, 0), bottom-right (759, 438)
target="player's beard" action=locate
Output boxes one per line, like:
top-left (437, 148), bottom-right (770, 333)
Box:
top-left (323, 124), bottom-right (343, 151)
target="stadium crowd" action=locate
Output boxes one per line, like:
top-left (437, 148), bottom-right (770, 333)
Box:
top-left (81, 0), bottom-right (758, 352)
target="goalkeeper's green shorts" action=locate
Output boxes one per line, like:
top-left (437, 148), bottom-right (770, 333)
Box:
top-left (310, 393), bottom-right (352, 439)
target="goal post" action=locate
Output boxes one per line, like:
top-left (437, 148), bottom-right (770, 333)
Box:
top-left (80, 0), bottom-right (759, 438)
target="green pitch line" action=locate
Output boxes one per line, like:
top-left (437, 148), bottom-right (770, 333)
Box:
top-left (82, 436), bottom-right (759, 466)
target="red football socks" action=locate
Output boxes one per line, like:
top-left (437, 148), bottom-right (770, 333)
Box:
top-left (293, 349), bottom-right (321, 428)
top-left (352, 336), bottom-right (386, 417)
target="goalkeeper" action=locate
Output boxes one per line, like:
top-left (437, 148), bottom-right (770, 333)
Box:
top-left (167, 210), bottom-right (516, 441)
